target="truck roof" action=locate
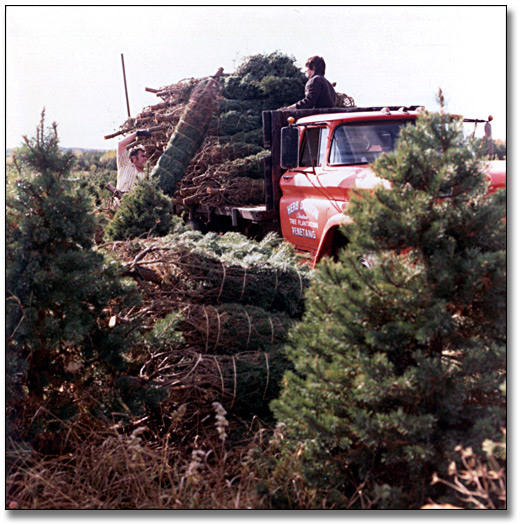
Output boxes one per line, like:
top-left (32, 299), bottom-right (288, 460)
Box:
top-left (294, 106), bottom-right (425, 126)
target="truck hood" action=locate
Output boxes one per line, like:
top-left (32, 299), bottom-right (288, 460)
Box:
top-left (483, 160), bottom-right (506, 192)
top-left (352, 166), bottom-right (392, 190)
top-left (348, 160), bottom-right (506, 194)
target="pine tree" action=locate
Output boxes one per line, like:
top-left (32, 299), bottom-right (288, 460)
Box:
top-left (270, 96), bottom-right (506, 509)
top-left (105, 179), bottom-right (174, 241)
top-left (6, 111), bottom-right (143, 452)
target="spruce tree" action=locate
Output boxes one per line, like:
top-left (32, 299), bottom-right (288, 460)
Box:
top-left (6, 112), bottom-right (142, 451)
top-left (105, 180), bottom-right (175, 241)
top-left (270, 96), bottom-right (506, 509)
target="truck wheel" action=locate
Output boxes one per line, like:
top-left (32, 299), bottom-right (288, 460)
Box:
top-left (332, 229), bottom-right (376, 269)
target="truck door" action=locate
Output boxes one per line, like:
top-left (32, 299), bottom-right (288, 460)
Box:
top-left (280, 125), bottom-right (343, 254)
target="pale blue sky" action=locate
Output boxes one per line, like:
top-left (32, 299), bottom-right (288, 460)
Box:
top-left (6, 5), bottom-right (507, 150)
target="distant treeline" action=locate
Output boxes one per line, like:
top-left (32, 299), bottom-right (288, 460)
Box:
top-left (6, 147), bottom-right (112, 156)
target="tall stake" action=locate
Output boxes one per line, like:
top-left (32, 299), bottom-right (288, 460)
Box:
top-left (121, 54), bottom-right (131, 118)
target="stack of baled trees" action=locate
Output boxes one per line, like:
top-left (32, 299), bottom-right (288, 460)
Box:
top-left (105, 228), bottom-right (310, 433)
top-left (105, 52), bottom-right (354, 208)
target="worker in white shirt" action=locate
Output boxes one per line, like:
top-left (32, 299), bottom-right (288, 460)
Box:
top-left (116, 129), bottom-right (151, 193)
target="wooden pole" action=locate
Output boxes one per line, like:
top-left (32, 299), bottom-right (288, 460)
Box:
top-left (121, 54), bottom-right (131, 118)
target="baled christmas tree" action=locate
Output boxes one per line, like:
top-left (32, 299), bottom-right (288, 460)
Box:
top-left (270, 95), bottom-right (506, 509)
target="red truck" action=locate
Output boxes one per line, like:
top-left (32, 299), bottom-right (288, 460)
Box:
top-left (177, 106), bottom-right (506, 266)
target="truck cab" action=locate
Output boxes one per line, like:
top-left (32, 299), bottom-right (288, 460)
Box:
top-left (271, 107), bottom-right (505, 265)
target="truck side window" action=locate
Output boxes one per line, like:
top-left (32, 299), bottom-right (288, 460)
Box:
top-left (299, 127), bottom-right (327, 168)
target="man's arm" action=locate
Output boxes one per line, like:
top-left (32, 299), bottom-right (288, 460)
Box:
top-left (118, 129), bottom-right (152, 156)
top-left (294, 76), bottom-right (322, 110)
top-left (118, 131), bottom-right (138, 156)
top-left (281, 76), bottom-right (321, 111)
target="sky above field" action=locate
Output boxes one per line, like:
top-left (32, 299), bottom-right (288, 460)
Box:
top-left (5, 5), bottom-right (507, 151)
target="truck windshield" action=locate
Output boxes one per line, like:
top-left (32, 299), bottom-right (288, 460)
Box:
top-left (330, 119), bottom-right (414, 165)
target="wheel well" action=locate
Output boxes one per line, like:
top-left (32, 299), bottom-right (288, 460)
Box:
top-left (317, 226), bottom-right (349, 261)
top-left (331, 227), bottom-right (349, 259)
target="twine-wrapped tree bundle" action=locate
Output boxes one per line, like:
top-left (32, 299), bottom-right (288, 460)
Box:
top-left (182, 137), bottom-right (264, 182)
top-left (221, 53), bottom-right (307, 104)
top-left (150, 77), bottom-right (200, 105)
top-left (140, 347), bottom-right (290, 416)
top-left (213, 109), bottom-right (262, 136)
top-left (197, 150), bottom-right (268, 180)
top-left (107, 230), bottom-right (309, 318)
top-left (120, 242), bottom-right (306, 317)
top-left (217, 98), bottom-right (264, 115)
top-left (103, 78), bottom-right (199, 165)
top-left (177, 150), bottom-right (268, 206)
top-left (179, 303), bottom-right (293, 354)
top-left (150, 71), bottom-right (223, 196)
top-left (104, 228), bottom-right (309, 422)
top-left (178, 176), bottom-right (265, 207)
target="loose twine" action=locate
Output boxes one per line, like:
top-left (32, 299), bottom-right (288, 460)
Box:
top-left (262, 352), bottom-right (270, 401)
top-left (213, 355), bottom-right (225, 398)
top-left (244, 309), bottom-right (252, 352)
top-left (212, 305), bottom-right (222, 352)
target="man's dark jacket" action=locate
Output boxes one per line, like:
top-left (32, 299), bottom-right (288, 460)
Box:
top-left (295, 74), bottom-right (336, 109)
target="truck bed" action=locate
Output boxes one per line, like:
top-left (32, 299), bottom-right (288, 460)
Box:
top-left (175, 203), bottom-right (277, 226)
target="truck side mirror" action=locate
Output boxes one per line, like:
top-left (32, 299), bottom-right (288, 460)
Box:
top-left (281, 126), bottom-right (299, 169)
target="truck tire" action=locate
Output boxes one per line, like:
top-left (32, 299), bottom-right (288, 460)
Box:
top-left (331, 228), bottom-right (376, 269)
top-left (331, 228), bottom-right (349, 260)
top-left (358, 254), bottom-right (377, 269)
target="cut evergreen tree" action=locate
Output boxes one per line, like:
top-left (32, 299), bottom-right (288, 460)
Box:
top-left (270, 95), bottom-right (506, 509)
top-left (150, 72), bottom-right (223, 196)
top-left (5, 112), bottom-right (152, 453)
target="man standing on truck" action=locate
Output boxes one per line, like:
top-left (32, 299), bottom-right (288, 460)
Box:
top-left (284, 56), bottom-right (336, 110)
top-left (116, 129), bottom-right (151, 193)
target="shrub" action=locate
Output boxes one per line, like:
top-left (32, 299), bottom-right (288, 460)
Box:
top-left (6, 111), bottom-right (145, 453)
top-left (105, 180), bottom-right (175, 240)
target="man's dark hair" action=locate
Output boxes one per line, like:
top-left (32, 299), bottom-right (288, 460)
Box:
top-left (129, 147), bottom-right (145, 163)
top-left (305, 56), bottom-right (326, 76)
